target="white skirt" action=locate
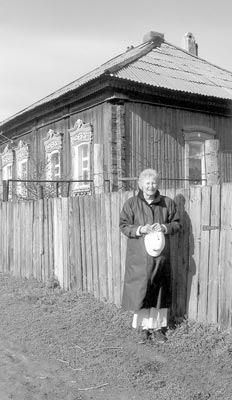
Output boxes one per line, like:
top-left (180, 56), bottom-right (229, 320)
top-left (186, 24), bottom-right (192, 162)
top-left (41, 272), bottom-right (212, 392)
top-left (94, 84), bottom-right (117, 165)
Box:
top-left (132, 307), bottom-right (168, 330)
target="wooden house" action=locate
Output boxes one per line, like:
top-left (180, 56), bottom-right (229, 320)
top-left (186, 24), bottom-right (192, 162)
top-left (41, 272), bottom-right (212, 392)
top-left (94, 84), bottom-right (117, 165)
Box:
top-left (1, 31), bottom-right (232, 199)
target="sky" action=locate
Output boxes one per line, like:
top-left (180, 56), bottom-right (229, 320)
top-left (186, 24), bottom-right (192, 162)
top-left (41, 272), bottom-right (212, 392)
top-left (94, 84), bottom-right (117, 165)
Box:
top-left (1, 0), bottom-right (232, 122)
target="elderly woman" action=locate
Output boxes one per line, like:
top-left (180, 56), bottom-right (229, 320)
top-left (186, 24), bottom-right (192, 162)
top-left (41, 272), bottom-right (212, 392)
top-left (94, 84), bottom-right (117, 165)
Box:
top-left (120, 169), bottom-right (180, 344)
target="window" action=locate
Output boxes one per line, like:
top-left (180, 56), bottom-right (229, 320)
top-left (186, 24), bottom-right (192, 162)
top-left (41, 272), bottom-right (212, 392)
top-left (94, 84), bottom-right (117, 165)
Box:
top-left (187, 141), bottom-right (205, 185)
top-left (44, 129), bottom-right (63, 180)
top-left (50, 150), bottom-right (60, 179)
top-left (15, 141), bottom-right (29, 198)
top-left (183, 126), bottom-right (216, 186)
top-left (73, 143), bottom-right (90, 188)
top-left (69, 119), bottom-right (93, 194)
top-left (2, 145), bottom-right (14, 198)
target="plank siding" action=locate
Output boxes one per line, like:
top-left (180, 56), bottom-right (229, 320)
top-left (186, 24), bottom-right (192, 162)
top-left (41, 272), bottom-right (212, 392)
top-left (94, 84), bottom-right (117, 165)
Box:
top-left (124, 102), bottom-right (232, 188)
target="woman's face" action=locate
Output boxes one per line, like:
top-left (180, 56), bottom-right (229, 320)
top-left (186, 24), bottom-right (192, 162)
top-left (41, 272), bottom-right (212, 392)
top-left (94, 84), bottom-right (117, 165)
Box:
top-left (141, 176), bottom-right (159, 198)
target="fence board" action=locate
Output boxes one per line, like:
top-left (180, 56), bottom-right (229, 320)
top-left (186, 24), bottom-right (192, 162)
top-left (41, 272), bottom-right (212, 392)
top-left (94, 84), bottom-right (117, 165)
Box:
top-left (38, 199), bottom-right (44, 281)
top-left (2, 202), bottom-right (7, 273)
top-left (7, 202), bottom-right (13, 273)
top-left (188, 186), bottom-right (202, 321)
top-left (47, 199), bottom-right (54, 280)
top-left (90, 195), bottom-right (99, 298)
top-left (219, 184), bottom-right (232, 328)
top-left (105, 193), bottom-right (114, 303)
top-left (198, 186), bottom-right (211, 322)
top-left (84, 196), bottom-right (93, 294)
top-left (120, 191), bottom-right (133, 301)
top-left (79, 196), bottom-right (87, 291)
top-left (174, 188), bottom-right (190, 317)
top-left (97, 193), bottom-right (108, 301)
top-left (53, 198), bottom-right (64, 287)
top-left (61, 197), bottom-right (69, 290)
top-left (207, 184), bottom-right (220, 323)
top-left (42, 199), bottom-right (49, 283)
top-left (69, 197), bottom-right (83, 291)
top-left (111, 192), bottom-right (121, 306)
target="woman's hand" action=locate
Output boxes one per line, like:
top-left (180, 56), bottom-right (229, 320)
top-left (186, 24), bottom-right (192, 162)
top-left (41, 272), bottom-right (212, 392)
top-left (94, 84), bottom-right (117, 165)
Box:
top-left (140, 223), bottom-right (165, 234)
top-left (140, 224), bottom-right (154, 234)
top-left (151, 223), bottom-right (164, 232)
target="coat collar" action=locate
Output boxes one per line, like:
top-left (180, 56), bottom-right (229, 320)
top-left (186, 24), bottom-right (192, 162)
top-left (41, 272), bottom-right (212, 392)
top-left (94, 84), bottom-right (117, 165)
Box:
top-left (138, 189), bottom-right (161, 204)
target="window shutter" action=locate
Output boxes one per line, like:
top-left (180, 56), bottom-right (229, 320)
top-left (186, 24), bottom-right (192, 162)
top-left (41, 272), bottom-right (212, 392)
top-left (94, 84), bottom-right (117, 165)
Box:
top-left (205, 139), bottom-right (220, 185)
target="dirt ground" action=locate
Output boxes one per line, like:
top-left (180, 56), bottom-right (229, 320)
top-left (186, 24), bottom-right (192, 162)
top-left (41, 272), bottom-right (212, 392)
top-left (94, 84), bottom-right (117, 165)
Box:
top-left (1, 273), bottom-right (232, 400)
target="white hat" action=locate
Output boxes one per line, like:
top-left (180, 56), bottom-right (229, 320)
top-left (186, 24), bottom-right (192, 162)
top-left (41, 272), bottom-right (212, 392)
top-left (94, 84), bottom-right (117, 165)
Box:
top-left (144, 231), bottom-right (165, 257)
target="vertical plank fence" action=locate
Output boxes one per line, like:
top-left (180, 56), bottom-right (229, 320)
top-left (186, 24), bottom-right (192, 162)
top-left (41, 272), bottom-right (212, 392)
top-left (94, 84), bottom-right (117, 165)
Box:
top-left (0, 183), bottom-right (232, 328)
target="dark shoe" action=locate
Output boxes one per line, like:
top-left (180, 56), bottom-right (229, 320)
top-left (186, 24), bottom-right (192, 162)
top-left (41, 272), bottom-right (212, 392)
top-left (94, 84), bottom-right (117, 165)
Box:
top-left (138, 329), bottom-right (150, 344)
top-left (150, 329), bottom-right (167, 344)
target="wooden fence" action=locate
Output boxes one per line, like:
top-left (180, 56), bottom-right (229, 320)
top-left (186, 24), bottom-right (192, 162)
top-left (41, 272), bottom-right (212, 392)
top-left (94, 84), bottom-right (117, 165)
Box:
top-left (0, 184), bottom-right (232, 328)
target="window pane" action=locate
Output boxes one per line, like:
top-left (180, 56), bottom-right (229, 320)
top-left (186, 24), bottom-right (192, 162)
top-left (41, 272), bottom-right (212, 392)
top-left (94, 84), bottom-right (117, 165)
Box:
top-left (83, 170), bottom-right (88, 180)
top-left (189, 159), bottom-right (202, 183)
top-left (189, 142), bottom-right (203, 158)
top-left (83, 160), bottom-right (88, 168)
top-left (82, 144), bottom-right (88, 157)
top-left (51, 152), bottom-right (59, 164)
top-left (188, 141), bottom-right (204, 184)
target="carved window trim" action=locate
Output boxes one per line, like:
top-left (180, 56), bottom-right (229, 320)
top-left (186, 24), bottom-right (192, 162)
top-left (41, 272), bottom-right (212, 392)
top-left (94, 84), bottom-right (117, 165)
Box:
top-left (14, 141), bottom-right (30, 198)
top-left (68, 119), bottom-right (93, 194)
top-left (44, 129), bottom-right (63, 180)
top-left (1, 145), bottom-right (14, 198)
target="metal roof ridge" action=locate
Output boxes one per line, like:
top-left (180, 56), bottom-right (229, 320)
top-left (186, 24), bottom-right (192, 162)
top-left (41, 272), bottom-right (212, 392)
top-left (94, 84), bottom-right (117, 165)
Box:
top-left (104, 40), bottom-right (163, 75)
top-left (164, 40), bottom-right (232, 75)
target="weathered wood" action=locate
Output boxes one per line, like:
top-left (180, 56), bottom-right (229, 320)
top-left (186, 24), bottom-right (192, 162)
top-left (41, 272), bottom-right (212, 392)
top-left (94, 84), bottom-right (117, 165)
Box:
top-left (47, 198), bottom-right (54, 279)
top-left (61, 197), bottom-right (69, 290)
top-left (174, 188), bottom-right (190, 317)
top-left (84, 196), bottom-right (93, 294)
top-left (105, 193), bottom-right (114, 303)
top-left (69, 197), bottom-right (83, 291)
top-left (120, 191), bottom-right (133, 302)
top-left (188, 186), bottom-right (202, 321)
top-left (97, 193), bottom-right (108, 301)
top-left (111, 192), bottom-right (121, 306)
top-left (89, 195), bottom-right (99, 298)
top-left (207, 184), bottom-right (220, 323)
top-left (79, 196), bottom-right (87, 291)
top-left (53, 198), bottom-right (64, 287)
top-left (197, 186), bottom-right (211, 322)
top-left (218, 184), bottom-right (232, 328)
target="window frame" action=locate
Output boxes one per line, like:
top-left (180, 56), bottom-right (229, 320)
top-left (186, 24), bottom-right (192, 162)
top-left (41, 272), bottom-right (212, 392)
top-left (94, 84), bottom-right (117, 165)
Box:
top-left (183, 126), bottom-right (216, 187)
top-left (73, 142), bottom-right (90, 190)
top-left (48, 149), bottom-right (61, 180)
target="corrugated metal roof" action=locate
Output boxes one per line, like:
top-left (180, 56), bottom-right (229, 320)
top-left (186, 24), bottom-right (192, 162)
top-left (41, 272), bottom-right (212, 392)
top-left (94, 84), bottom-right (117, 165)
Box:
top-left (113, 43), bottom-right (232, 99)
top-left (2, 39), bottom-right (232, 125)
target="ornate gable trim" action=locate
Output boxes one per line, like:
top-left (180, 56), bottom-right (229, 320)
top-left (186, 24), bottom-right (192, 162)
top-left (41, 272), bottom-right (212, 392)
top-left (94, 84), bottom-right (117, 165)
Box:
top-left (68, 119), bottom-right (93, 146)
top-left (44, 129), bottom-right (63, 154)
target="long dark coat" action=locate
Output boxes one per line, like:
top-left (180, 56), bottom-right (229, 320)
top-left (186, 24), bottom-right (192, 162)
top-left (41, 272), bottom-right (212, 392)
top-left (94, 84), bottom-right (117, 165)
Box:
top-left (120, 190), bottom-right (180, 312)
